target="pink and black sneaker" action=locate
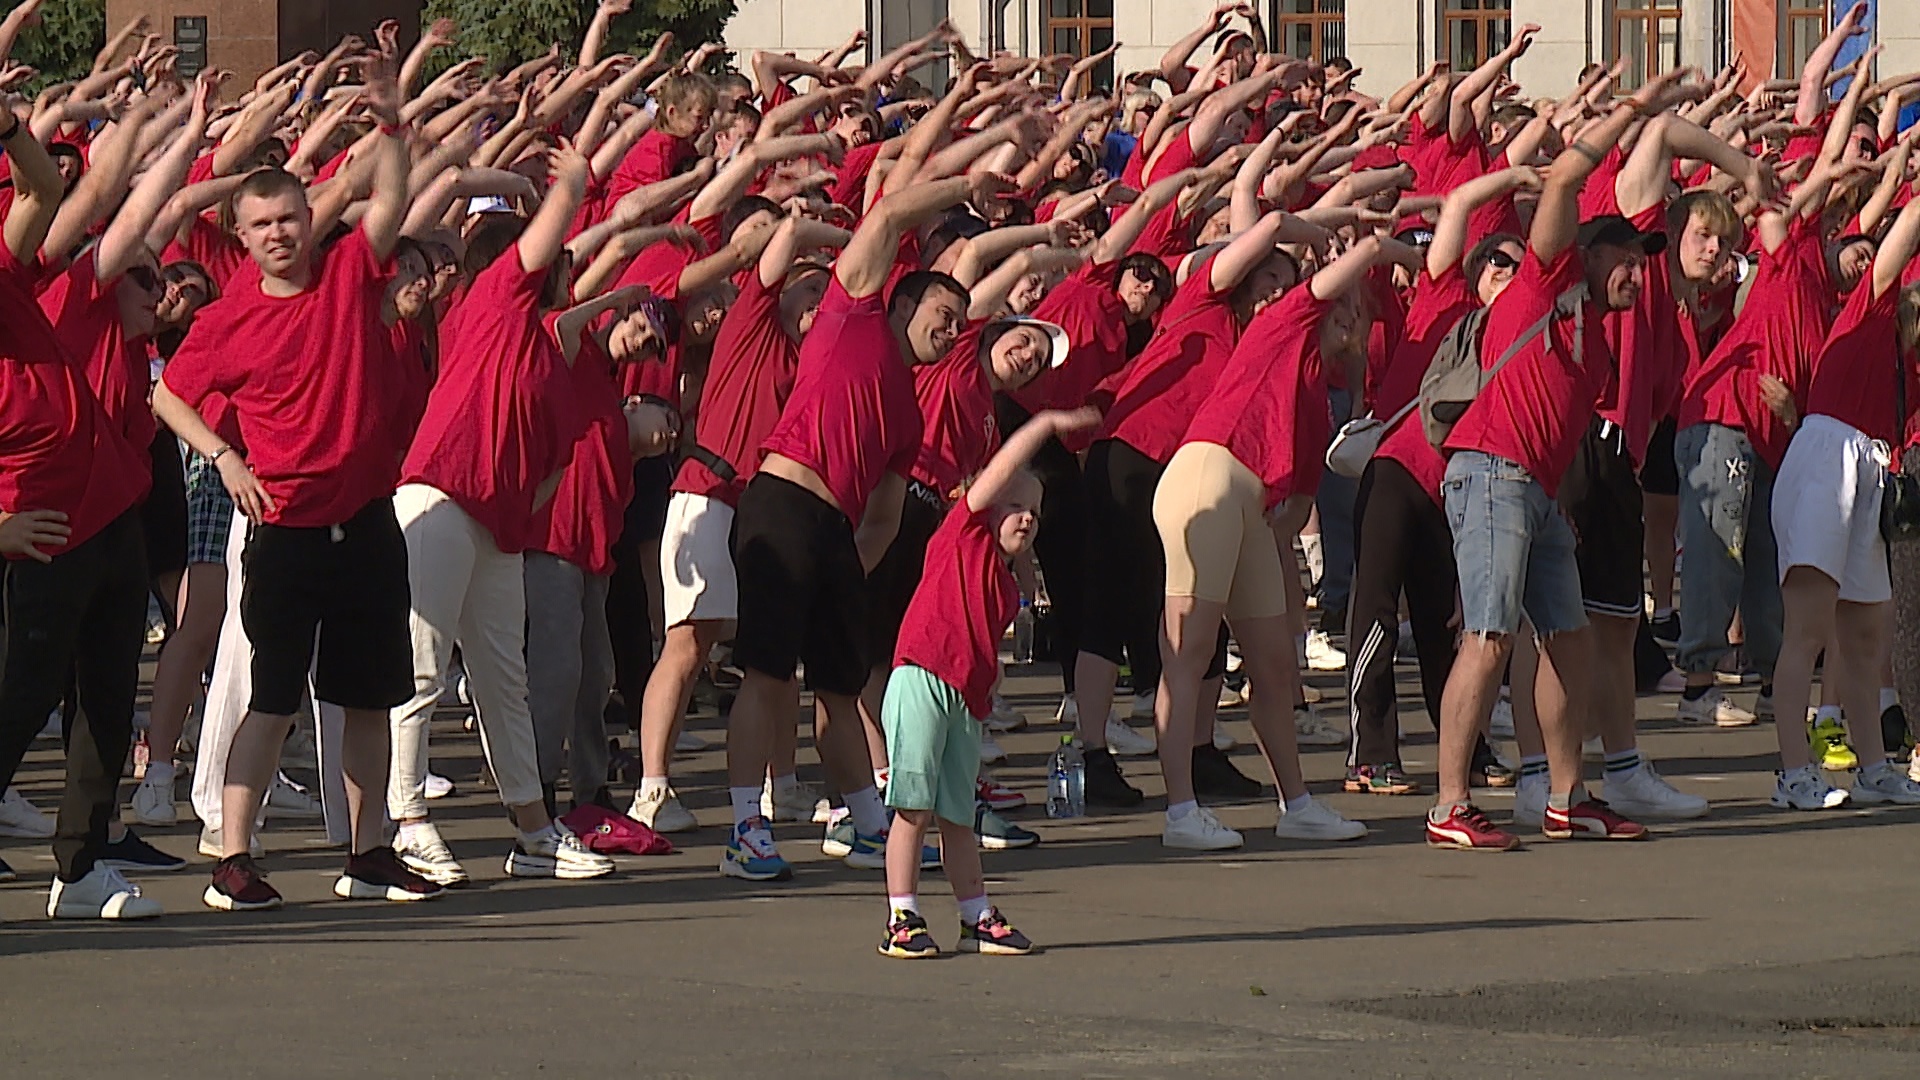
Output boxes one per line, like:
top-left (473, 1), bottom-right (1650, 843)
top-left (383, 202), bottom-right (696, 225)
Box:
top-left (958, 907), bottom-right (1035, 955)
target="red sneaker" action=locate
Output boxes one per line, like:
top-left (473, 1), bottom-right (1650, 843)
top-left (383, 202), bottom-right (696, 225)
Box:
top-left (976, 776), bottom-right (1027, 812)
top-left (1425, 804), bottom-right (1522, 851)
top-left (203, 854), bottom-right (283, 911)
top-left (1543, 798), bottom-right (1649, 840)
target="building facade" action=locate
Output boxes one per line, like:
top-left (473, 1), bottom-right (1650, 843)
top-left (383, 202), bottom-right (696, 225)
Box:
top-left (725, 0), bottom-right (1920, 100)
top-left (105, 0), bottom-right (422, 88)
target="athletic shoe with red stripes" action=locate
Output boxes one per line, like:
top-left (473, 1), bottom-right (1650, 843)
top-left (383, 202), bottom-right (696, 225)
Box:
top-left (1425, 803), bottom-right (1521, 851)
top-left (976, 776), bottom-right (1026, 812)
top-left (1542, 798), bottom-right (1648, 840)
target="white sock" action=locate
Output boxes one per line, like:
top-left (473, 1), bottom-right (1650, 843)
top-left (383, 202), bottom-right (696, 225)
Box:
top-left (873, 768), bottom-right (890, 789)
top-left (1814, 705), bottom-right (1844, 724)
top-left (845, 786), bottom-right (888, 834)
top-left (396, 821), bottom-right (430, 848)
top-left (888, 894), bottom-right (918, 919)
top-left (773, 773), bottom-right (798, 795)
top-left (1881, 688), bottom-right (1899, 713)
top-left (517, 825), bottom-right (556, 848)
top-left (639, 775), bottom-right (669, 800)
top-left (729, 785), bottom-right (762, 826)
top-left (957, 892), bottom-right (992, 927)
top-left (1283, 793), bottom-right (1312, 813)
top-left (1166, 799), bottom-right (1197, 823)
top-left (144, 761), bottom-right (177, 787)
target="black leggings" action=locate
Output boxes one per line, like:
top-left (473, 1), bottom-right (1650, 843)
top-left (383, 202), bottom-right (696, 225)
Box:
top-left (1346, 459), bottom-right (1458, 768)
top-left (996, 395), bottom-right (1088, 690)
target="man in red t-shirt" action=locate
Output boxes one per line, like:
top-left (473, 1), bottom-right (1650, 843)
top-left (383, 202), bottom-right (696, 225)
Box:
top-left (1425, 72), bottom-right (1700, 853)
top-left (0, 117), bottom-right (164, 920)
top-left (153, 68), bottom-right (442, 912)
top-left (719, 169), bottom-right (1015, 882)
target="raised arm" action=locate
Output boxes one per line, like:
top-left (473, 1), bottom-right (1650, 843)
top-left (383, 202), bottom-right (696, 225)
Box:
top-left (360, 65), bottom-right (413, 262)
top-left (1872, 190), bottom-right (1920, 299)
top-left (213, 80), bottom-right (296, 176)
top-left (579, 0), bottom-right (630, 68)
top-left (97, 72), bottom-right (217, 281)
top-left (1097, 167), bottom-right (1199, 263)
top-left (968, 245), bottom-right (1083, 320)
top-left (881, 63), bottom-right (982, 197)
top-left (1617, 113), bottom-right (1772, 217)
top-left (555, 283), bottom-right (645, 362)
top-left (1796, 1), bottom-right (1870, 126)
top-left (1534, 70), bottom-right (1697, 262)
top-left (401, 17), bottom-right (458, 97)
top-left (968, 408), bottom-right (1102, 511)
top-left (1208, 210), bottom-right (1287, 294)
top-left (1229, 126), bottom-right (1286, 232)
top-left (0, 0), bottom-right (43, 66)
top-left (1, 108), bottom-right (61, 261)
top-left (842, 171), bottom-right (1006, 298)
top-left (1860, 134), bottom-right (1918, 236)
top-left (690, 131), bottom-right (842, 220)
top-left (758, 214), bottom-right (851, 289)
top-left (41, 96), bottom-right (160, 264)
top-left (1451, 23), bottom-right (1538, 142)
top-left (1187, 66), bottom-right (1293, 157)
top-left (1158, 4), bottom-right (1231, 95)
top-left (1429, 166), bottom-right (1539, 277)
top-left (1309, 234), bottom-right (1392, 302)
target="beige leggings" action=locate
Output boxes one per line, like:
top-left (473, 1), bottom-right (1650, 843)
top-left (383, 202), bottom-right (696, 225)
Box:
top-left (1152, 442), bottom-right (1290, 620)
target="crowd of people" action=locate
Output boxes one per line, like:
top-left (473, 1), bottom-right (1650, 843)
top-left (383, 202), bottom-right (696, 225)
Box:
top-left (5, 0), bottom-right (1920, 958)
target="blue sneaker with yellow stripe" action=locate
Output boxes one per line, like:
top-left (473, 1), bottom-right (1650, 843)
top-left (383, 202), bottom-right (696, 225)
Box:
top-left (827, 816), bottom-right (939, 870)
top-left (719, 816), bottom-right (791, 881)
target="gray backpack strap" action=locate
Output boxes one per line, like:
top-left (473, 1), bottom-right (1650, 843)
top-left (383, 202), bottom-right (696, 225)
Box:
top-left (1484, 282), bottom-right (1590, 383)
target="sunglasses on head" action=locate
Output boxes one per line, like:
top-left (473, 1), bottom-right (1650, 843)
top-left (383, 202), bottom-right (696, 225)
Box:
top-left (1486, 250), bottom-right (1521, 271)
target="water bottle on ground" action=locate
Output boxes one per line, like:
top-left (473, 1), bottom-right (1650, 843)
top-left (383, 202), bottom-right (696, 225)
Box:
top-left (1011, 600), bottom-right (1034, 663)
top-left (1046, 735), bottom-right (1085, 819)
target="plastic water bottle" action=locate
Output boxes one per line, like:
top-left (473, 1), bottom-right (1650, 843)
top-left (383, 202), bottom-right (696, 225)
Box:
top-left (1046, 735), bottom-right (1085, 819)
top-left (1011, 600), bottom-right (1035, 663)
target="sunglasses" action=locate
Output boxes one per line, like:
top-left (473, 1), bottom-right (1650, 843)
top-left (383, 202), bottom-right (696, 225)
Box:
top-left (1486, 250), bottom-right (1521, 271)
top-left (126, 265), bottom-right (161, 292)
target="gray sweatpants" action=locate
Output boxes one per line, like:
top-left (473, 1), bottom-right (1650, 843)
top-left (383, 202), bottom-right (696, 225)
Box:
top-left (524, 552), bottom-right (615, 803)
top-left (1673, 422), bottom-right (1783, 680)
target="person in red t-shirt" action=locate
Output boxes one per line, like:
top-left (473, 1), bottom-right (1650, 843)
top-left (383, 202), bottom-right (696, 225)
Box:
top-left (152, 67), bottom-right (443, 912)
top-left (629, 215), bottom-right (849, 835)
top-left (1151, 236), bottom-right (1396, 852)
top-left (0, 113), bottom-right (166, 921)
top-left (1425, 71), bottom-right (1701, 854)
top-left (1767, 193), bottom-right (1920, 810)
top-left (721, 167), bottom-right (1014, 882)
top-left (876, 407), bottom-right (1098, 959)
top-left (607, 73), bottom-right (716, 203)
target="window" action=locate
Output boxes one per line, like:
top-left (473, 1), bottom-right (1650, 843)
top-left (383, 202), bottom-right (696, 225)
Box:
top-left (1780, 2), bottom-right (1832, 80)
top-left (1273, 0), bottom-right (1346, 64)
top-left (1046, 0), bottom-right (1115, 94)
top-left (174, 16), bottom-right (208, 80)
top-left (1441, 0), bottom-right (1511, 72)
top-left (1611, 0), bottom-right (1681, 92)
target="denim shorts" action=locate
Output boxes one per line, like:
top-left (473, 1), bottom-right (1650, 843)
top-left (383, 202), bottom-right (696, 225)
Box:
top-left (1441, 452), bottom-right (1589, 638)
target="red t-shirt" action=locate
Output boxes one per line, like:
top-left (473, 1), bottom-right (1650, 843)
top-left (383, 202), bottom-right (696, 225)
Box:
top-left (1015, 261), bottom-right (1132, 415)
top-left (163, 230), bottom-right (408, 527)
top-left (162, 214), bottom-right (249, 290)
top-left (1376, 270), bottom-right (1478, 504)
top-left (37, 251), bottom-right (157, 464)
top-left (0, 247), bottom-right (149, 553)
top-left (609, 127), bottom-right (696, 202)
top-left (1678, 217), bottom-right (1834, 468)
top-left (892, 503), bottom-right (1019, 721)
top-left (830, 140), bottom-right (886, 212)
top-left (1144, 126), bottom-right (1199, 185)
top-left (1576, 146), bottom-right (1629, 220)
top-left (1126, 201), bottom-right (1199, 263)
top-left (613, 212), bottom-right (723, 410)
top-left (1596, 204), bottom-right (1683, 466)
top-left (1806, 279), bottom-right (1915, 445)
top-left (531, 326), bottom-right (632, 575)
top-left (1098, 255), bottom-right (1240, 464)
top-left (401, 250), bottom-right (587, 553)
top-left (1182, 288), bottom-right (1330, 507)
top-left (672, 274), bottom-right (799, 507)
top-left (1442, 248), bottom-right (1614, 498)
top-left (390, 319), bottom-right (432, 437)
top-left (909, 322), bottom-right (999, 496)
top-left (758, 278), bottom-right (921, 522)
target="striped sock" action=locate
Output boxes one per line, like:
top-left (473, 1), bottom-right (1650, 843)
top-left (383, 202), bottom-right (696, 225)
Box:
top-left (1519, 754), bottom-right (1549, 782)
top-left (1603, 749), bottom-right (1642, 776)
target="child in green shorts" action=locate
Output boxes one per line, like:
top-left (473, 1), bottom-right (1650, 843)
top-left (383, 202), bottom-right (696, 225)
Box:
top-left (877, 406), bottom-right (1098, 958)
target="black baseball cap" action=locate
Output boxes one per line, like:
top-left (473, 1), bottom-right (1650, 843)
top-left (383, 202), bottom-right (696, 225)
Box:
top-left (1577, 214), bottom-right (1667, 256)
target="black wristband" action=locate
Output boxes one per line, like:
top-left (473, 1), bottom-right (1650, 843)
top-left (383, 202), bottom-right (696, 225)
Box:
top-left (0, 116), bottom-right (21, 143)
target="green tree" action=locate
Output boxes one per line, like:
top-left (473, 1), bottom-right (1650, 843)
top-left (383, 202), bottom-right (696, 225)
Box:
top-left (419, 0), bottom-right (738, 76)
top-left (8, 0), bottom-right (106, 93)
top-left (604, 0), bottom-right (737, 62)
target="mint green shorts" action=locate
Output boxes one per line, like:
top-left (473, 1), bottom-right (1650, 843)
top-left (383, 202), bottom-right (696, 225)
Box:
top-left (880, 665), bottom-right (981, 826)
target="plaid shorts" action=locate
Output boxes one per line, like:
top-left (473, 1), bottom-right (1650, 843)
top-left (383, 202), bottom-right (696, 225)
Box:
top-left (184, 452), bottom-right (236, 566)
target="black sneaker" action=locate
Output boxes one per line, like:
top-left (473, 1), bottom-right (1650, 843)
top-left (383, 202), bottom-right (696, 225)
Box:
top-left (879, 911), bottom-right (940, 958)
top-left (958, 907), bottom-right (1035, 955)
top-left (0, 854), bottom-right (14, 882)
top-left (100, 828), bottom-right (187, 873)
top-left (203, 854), bottom-right (282, 911)
top-left (1882, 704), bottom-right (1913, 763)
top-left (1084, 746), bottom-right (1144, 808)
top-left (334, 846), bottom-right (446, 902)
top-left (1192, 744), bottom-right (1265, 800)
top-left (1649, 611), bottom-right (1682, 645)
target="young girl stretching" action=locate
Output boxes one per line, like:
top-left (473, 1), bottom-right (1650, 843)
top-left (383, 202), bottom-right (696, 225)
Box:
top-left (878, 406), bottom-right (1099, 958)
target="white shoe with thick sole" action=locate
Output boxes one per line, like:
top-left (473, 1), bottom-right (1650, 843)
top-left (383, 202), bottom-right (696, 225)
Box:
top-left (1105, 715), bottom-right (1157, 756)
top-left (422, 772), bottom-right (455, 800)
top-left (130, 774), bottom-right (178, 827)
top-left (1770, 765), bottom-right (1850, 811)
top-left (979, 729), bottom-right (1009, 764)
top-left (396, 822), bottom-right (469, 886)
top-left (0, 786), bottom-right (55, 838)
top-left (1304, 631), bottom-right (1347, 671)
top-left (761, 777), bottom-right (834, 823)
top-left (628, 786), bottom-right (697, 833)
top-left (196, 825), bottom-right (264, 859)
top-left (1601, 762), bottom-right (1709, 820)
top-left (1677, 687), bottom-right (1756, 727)
top-left (1850, 763), bottom-right (1920, 806)
top-left (1162, 807), bottom-right (1243, 851)
top-left (1273, 798), bottom-right (1367, 841)
top-left (265, 773), bottom-right (322, 818)
top-left (1294, 707), bottom-right (1347, 747)
top-left (505, 825), bottom-right (614, 879)
top-left (986, 694), bottom-right (1027, 732)
top-left (49, 865), bottom-right (163, 919)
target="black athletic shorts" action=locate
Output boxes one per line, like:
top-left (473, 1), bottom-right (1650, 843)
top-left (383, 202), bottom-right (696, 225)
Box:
top-left (621, 454), bottom-right (677, 545)
top-left (730, 473), bottom-right (869, 697)
top-left (1559, 420), bottom-right (1646, 619)
top-left (1641, 416), bottom-right (1679, 497)
top-left (865, 482), bottom-right (948, 664)
top-left (141, 431), bottom-right (188, 579)
top-left (240, 497), bottom-right (413, 715)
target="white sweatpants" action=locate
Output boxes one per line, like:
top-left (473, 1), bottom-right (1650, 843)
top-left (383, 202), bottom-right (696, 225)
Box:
top-left (192, 509), bottom-right (353, 844)
top-left (388, 484), bottom-right (543, 821)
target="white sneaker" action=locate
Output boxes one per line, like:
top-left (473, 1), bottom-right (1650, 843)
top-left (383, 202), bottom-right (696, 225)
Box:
top-left (0, 786), bottom-right (56, 838)
top-left (1273, 798), bottom-right (1368, 841)
top-left (423, 772), bottom-right (455, 800)
top-left (1602, 761), bottom-right (1709, 820)
top-left (505, 824), bottom-right (614, 879)
top-left (1217, 681), bottom-right (1248, 709)
top-left (1212, 724), bottom-right (1238, 751)
top-left (39, 710), bottom-right (62, 739)
top-left (1512, 779), bottom-right (1548, 828)
top-left (986, 694), bottom-right (1027, 732)
top-left (48, 864), bottom-right (163, 920)
top-left (1105, 715), bottom-right (1157, 756)
top-left (628, 786), bottom-right (697, 833)
top-left (1055, 695), bottom-right (1078, 725)
top-left (1850, 762), bottom-right (1920, 806)
top-left (1131, 691), bottom-right (1155, 719)
top-left (675, 730), bottom-right (712, 752)
top-left (1305, 630), bottom-right (1347, 671)
top-left (761, 777), bottom-right (834, 823)
top-left (130, 774), bottom-right (178, 827)
top-left (1294, 706), bottom-right (1347, 747)
top-left (1162, 806), bottom-right (1243, 851)
top-left (395, 822), bottom-right (469, 886)
top-left (1770, 765), bottom-right (1850, 810)
top-left (265, 773), bottom-right (322, 818)
top-left (1489, 697), bottom-right (1515, 739)
top-left (195, 825), bottom-right (264, 859)
top-left (1676, 686), bottom-right (1756, 727)
top-left (1225, 647), bottom-right (1244, 674)
top-left (1909, 755), bottom-right (1920, 785)
top-left (979, 729), bottom-right (1008, 764)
